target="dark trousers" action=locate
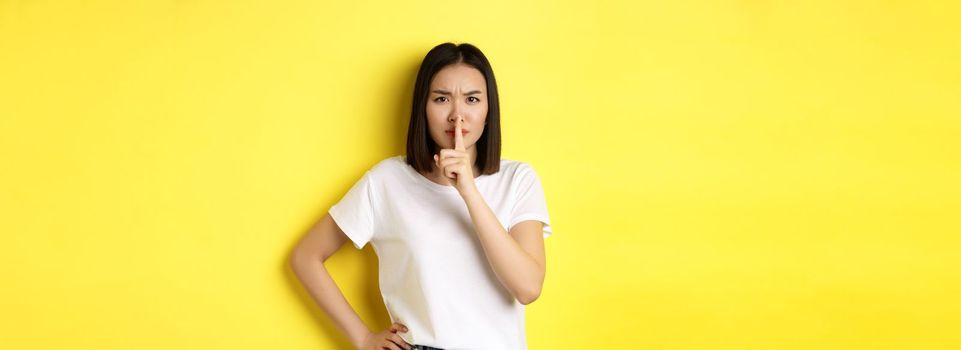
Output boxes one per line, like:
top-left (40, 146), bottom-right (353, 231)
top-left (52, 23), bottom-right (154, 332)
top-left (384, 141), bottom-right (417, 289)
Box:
top-left (411, 345), bottom-right (445, 350)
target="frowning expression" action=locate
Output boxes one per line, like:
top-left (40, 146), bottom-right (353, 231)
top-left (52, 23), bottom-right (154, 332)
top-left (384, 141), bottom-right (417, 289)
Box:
top-left (426, 63), bottom-right (488, 151)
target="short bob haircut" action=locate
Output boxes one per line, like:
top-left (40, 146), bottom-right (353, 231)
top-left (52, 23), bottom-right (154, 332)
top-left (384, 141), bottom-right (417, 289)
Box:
top-left (406, 42), bottom-right (501, 176)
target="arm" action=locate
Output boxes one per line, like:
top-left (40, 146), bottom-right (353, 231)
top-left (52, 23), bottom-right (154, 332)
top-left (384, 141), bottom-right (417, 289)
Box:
top-left (439, 117), bottom-right (547, 304)
top-left (462, 190), bottom-right (547, 305)
top-left (288, 213), bottom-right (372, 348)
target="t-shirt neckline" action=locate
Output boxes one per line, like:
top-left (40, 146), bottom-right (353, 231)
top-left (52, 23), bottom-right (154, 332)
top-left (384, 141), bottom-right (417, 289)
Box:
top-left (398, 155), bottom-right (490, 192)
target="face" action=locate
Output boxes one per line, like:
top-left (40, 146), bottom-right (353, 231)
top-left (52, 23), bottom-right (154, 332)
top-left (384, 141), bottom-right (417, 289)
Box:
top-left (426, 63), bottom-right (488, 152)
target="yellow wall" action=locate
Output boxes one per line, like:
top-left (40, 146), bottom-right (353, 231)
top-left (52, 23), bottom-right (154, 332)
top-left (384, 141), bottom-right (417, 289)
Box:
top-left (2, 1), bottom-right (959, 348)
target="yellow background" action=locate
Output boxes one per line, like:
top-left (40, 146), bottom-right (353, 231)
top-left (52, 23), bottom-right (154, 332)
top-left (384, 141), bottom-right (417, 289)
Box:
top-left (2, 0), bottom-right (959, 348)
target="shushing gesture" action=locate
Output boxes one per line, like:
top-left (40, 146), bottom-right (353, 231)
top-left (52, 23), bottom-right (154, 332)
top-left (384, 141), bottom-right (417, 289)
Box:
top-left (434, 116), bottom-right (477, 195)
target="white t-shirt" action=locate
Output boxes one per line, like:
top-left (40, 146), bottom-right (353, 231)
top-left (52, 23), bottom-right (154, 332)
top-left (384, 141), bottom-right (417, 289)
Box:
top-left (328, 155), bottom-right (552, 350)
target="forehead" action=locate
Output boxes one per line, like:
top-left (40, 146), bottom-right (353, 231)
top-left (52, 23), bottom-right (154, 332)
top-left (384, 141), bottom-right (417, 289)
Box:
top-left (430, 63), bottom-right (486, 90)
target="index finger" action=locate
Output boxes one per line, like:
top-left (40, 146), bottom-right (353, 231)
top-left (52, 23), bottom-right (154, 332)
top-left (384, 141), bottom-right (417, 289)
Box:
top-left (454, 116), bottom-right (465, 151)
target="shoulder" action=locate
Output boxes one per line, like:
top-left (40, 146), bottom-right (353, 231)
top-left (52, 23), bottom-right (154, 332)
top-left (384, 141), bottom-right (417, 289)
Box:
top-left (364, 155), bottom-right (409, 180)
top-left (370, 155), bottom-right (406, 171)
top-left (495, 158), bottom-right (541, 182)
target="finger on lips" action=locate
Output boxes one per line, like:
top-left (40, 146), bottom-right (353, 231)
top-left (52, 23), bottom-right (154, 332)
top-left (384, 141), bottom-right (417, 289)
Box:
top-left (454, 116), bottom-right (465, 151)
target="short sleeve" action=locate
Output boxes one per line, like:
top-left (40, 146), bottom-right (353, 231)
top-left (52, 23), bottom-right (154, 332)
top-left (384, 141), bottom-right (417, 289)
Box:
top-left (328, 171), bottom-right (377, 249)
top-left (508, 163), bottom-right (553, 238)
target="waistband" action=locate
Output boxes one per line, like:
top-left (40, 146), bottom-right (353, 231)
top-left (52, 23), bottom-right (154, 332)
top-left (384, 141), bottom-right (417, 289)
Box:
top-left (412, 345), bottom-right (445, 350)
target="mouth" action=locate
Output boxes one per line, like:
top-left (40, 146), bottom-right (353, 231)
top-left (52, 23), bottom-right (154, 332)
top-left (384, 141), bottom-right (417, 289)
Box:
top-left (445, 130), bottom-right (468, 135)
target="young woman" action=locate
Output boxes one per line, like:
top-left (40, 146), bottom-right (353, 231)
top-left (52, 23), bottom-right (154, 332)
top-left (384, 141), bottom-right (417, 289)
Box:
top-left (290, 42), bottom-right (552, 350)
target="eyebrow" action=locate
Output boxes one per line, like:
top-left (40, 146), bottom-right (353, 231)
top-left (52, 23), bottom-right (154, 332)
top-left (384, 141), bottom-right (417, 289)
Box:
top-left (431, 89), bottom-right (483, 96)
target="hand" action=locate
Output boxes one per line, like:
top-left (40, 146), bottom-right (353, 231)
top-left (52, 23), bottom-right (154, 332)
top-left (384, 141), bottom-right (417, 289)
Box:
top-left (434, 116), bottom-right (477, 195)
top-left (357, 322), bottom-right (411, 350)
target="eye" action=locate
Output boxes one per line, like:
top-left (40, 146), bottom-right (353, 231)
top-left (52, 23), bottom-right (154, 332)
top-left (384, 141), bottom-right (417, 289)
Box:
top-left (433, 96), bottom-right (448, 103)
top-left (468, 96), bottom-right (480, 103)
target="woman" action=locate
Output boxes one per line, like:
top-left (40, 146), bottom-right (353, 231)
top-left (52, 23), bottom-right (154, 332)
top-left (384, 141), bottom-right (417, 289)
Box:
top-left (290, 42), bottom-right (552, 350)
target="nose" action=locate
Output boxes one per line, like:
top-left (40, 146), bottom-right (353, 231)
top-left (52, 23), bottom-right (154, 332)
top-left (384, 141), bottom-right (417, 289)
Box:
top-left (448, 99), bottom-right (466, 123)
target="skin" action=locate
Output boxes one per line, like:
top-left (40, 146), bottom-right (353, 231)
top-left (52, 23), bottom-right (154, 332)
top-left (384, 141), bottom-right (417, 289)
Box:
top-left (289, 63), bottom-right (547, 350)
top-left (422, 63), bottom-right (487, 186)
top-left (424, 63), bottom-right (547, 305)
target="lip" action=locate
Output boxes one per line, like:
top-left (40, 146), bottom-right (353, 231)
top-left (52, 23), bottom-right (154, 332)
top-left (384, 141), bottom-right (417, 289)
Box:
top-left (445, 130), bottom-right (468, 135)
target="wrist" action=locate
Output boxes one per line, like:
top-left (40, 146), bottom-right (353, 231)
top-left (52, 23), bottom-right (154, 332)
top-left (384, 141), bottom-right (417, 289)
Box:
top-left (458, 182), bottom-right (480, 199)
top-left (351, 330), bottom-right (372, 349)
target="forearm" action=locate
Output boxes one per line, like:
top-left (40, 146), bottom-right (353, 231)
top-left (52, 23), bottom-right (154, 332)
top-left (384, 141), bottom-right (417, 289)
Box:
top-left (290, 256), bottom-right (371, 348)
top-left (461, 189), bottom-right (544, 303)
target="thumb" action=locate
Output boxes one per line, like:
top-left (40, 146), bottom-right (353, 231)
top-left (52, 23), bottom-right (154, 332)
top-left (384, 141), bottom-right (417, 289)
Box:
top-left (390, 323), bottom-right (409, 333)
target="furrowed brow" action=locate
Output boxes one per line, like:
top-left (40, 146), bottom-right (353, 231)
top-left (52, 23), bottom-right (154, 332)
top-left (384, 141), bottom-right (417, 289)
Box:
top-left (431, 89), bottom-right (483, 95)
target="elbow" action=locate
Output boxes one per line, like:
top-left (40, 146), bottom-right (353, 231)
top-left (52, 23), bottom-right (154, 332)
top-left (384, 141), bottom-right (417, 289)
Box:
top-left (288, 253), bottom-right (304, 272)
top-left (517, 270), bottom-right (546, 305)
top-left (288, 250), bottom-right (304, 267)
top-left (517, 286), bottom-right (542, 305)
top-left (288, 250), bottom-right (318, 270)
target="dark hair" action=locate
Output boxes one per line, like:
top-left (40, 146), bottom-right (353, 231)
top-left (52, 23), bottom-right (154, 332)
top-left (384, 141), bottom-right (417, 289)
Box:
top-left (405, 42), bottom-right (501, 175)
